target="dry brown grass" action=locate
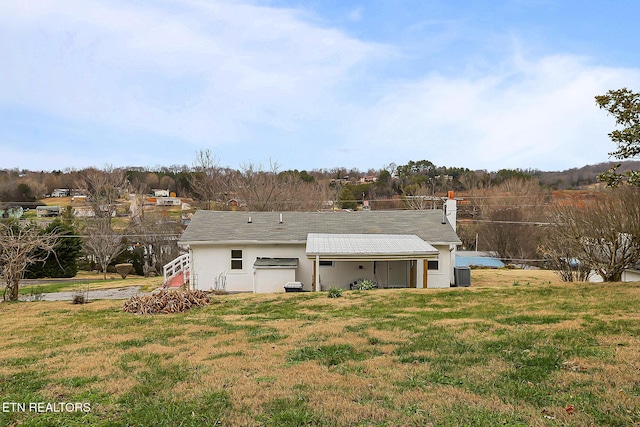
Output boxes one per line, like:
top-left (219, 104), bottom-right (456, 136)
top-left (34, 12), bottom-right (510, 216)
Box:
top-left (469, 267), bottom-right (559, 287)
top-left (1, 270), bottom-right (639, 426)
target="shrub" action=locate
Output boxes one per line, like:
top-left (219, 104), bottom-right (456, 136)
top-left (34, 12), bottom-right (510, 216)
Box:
top-left (327, 287), bottom-right (343, 298)
top-left (72, 292), bottom-right (87, 304)
top-left (213, 272), bottom-right (227, 293)
top-left (115, 263), bottom-right (133, 279)
top-left (353, 279), bottom-right (377, 291)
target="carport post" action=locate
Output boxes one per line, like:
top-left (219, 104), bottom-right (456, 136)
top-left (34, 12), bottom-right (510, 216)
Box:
top-left (315, 255), bottom-right (320, 292)
top-left (416, 258), bottom-right (425, 288)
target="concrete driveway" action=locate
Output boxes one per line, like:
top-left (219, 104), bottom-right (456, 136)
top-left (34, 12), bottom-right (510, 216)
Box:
top-left (21, 286), bottom-right (143, 301)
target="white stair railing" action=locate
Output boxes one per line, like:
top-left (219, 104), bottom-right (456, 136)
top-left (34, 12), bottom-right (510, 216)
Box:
top-left (163, 253), bottom-right (190, 287)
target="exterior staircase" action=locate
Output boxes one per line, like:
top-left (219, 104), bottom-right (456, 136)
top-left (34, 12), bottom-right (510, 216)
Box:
top-left (163, 253), bottom-right (190, 288)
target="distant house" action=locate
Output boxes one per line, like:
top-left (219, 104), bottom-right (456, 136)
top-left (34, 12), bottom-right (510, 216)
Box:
top-left (228, 199), bottom-right (247, 208)
top-left (71, 195), bottom-right (88, 203)
top-left (177, 200), bottom-right (460, 293)
top-left (156, 197), bottom-right (182, 207)
top-left (72, 206), bottom-right (95, 218)
top-left (36, 206), bottom-right (61, 218)
top-left (359, 176), bottom-right (378, 183)
top-left (50, 188), bottom-right (70, 197)
top-left (0, 206), bottom-right (24, 219)
top-left (153, 189), bottom-right (170, 198)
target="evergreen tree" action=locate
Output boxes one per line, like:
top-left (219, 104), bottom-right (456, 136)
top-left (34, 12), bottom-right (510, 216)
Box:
top-left (25, 219), bottom-right (82, 278)
top-left (338, 186), bottom-right (358, 210)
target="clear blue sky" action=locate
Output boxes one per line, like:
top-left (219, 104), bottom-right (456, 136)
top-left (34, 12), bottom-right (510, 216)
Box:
top-left (2, 0), bottom-right (640, 172)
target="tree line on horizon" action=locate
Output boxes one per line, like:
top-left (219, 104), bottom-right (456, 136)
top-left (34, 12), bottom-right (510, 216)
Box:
top-left (1, 158), bottom-right (638, 206)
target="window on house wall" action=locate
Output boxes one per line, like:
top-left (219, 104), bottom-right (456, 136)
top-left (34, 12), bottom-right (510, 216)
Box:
top-left (231, 249), bottom-right (243, 270)
top-left (319, 260), bottom-right (334, 267)
top-left (427, 260), bottom-right (439, 271)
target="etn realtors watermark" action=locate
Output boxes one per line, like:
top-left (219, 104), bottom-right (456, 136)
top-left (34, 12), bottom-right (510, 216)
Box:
top-left (2, 402), bottom-right (91, 413)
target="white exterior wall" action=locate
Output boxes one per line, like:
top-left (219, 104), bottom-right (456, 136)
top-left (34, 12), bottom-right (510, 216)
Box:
top-left (254, 268), bottom-right (296, 293)
top-left (190, 243), bottom-right (312, 292)
top-left (189, 243), bottom-right (454, 292)
top-left (316, 261), bottom-right (376, 290)
top-left (622, 269), bottom-right (640, 282)
top-left (426, 244), bottom-right (454, 288)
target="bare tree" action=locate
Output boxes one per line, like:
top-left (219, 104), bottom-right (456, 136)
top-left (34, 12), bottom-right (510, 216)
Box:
top-left (233, 162), bottom-right (329, 211)
top-left (76, 166), bottom-right (127, 218)
top-left (0, 220), bottom-right (60, 301)
top-left (82, 217), bottom-right (126, 280)
top-left (542, 187), bottom-right (640, 281)
top-left (72, 166), bottom-right (129, 279)
top-left (459, 170), bottom-right (492, 191)
top-left (188, 149), bottom-right (230, 210)
top-left (471, 178), bottom-right (548, 263)
top-left (537, 231), bottom-right (592, 282)
top-left (130, 212), bottom-right (182, 276)
top-left (403, 183), bottom-right (440, 210)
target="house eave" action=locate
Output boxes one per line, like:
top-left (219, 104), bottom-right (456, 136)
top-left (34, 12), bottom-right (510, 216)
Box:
top-left (306, 253), bottom-right (439, 261)
top-left (179, 240), bottom-right (304, 247)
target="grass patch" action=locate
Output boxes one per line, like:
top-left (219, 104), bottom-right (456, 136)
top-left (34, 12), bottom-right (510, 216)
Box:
top-left (204, 350), bottom-right (245, 360)
top-left (1, 273), bottom-right (639, 425)
top-left (245, 325), bottom-right (288, 343)
top-left (258, 395), bottom-right (327, 427)
top-left (18, 275), bottom-right (162, 295)
top-left (288, 343), bottom-right (371, 367)
top-left (118, 390), bottom-right (231, 427)
top-left (497, 314), bottom-right (573, 325)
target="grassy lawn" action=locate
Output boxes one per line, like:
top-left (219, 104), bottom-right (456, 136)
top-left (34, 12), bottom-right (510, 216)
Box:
top-left (18, 274), bottom-right (163, 296)
top-left (1, 270), bottom-right (639, 426)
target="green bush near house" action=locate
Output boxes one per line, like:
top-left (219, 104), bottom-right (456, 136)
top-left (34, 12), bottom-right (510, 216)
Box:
top-left (353, 279), bottom-right (377, 290)
top-left (327, 286), bottom-right (343, 298)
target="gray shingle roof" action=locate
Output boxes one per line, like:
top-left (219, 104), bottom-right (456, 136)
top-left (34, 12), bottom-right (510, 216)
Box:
top-left (179, 210), bottom-right (461, 245)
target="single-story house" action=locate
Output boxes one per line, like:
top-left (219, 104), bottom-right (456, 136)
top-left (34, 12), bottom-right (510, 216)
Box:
top-left (72, 206), bottom-right (95, 218)
top-left (156, 197), bottom-right (182, 206)
top-left (50, 188), bottom-right (70, 197)
top-left (153, 189), bottom-right (170, 197)
top-left (178, 203), bottom-right (461, 293)
top-left (36, 205), bottom-right (61, 218)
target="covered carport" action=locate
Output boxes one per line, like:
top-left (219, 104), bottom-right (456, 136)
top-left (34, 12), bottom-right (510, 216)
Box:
top-left (306, 233), bottom-right (440, 291)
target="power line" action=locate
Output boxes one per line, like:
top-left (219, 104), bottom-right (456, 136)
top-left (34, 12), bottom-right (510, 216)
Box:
top-left (460, 219), bottom-right (554, 226)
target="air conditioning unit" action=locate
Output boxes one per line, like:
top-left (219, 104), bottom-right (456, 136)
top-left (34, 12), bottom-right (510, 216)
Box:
top-left (454, 266), bottom-right (471, 287)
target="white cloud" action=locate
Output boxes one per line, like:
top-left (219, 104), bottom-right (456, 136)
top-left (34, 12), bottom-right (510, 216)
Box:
top-left (1, 0), bottom-right (640, 172)
top-left (344, 54), bottom-right (640, 171)
top-left (0, 0), bottom-right (384, 148)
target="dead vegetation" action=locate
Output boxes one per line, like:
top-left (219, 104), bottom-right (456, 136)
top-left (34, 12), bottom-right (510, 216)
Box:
top-left (122, 288), bottom-right (211, 314)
